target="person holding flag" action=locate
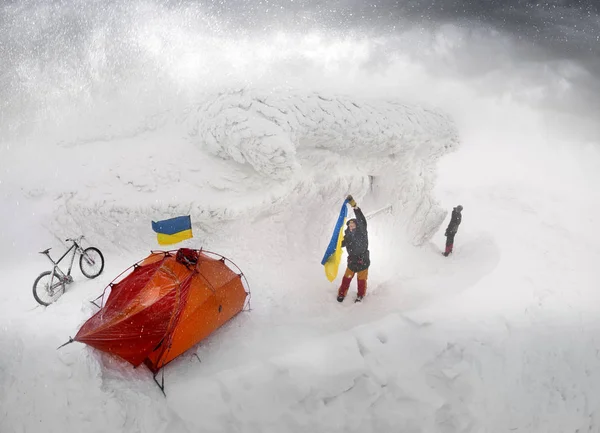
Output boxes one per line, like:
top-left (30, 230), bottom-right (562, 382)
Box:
top-left (337, 194), bottom-right (370, 303)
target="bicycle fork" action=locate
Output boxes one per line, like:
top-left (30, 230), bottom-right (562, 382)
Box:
top-left (79, 248), bottom-right (97, 267)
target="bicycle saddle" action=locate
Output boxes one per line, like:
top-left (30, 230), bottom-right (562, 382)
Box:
top-left (39, 248), bottom-right (51, 254)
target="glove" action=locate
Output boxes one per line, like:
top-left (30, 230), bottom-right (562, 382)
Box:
top-left (346, 195), bottom-right (357, 207)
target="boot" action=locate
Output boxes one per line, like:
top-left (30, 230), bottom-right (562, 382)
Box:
top-left (337, 276), bottom-right (352, 302)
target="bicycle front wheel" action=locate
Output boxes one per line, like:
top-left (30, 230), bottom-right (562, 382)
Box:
top-left (33, 271), bottom-right (66, 306)
top-left (80, 247), bottom-right (104, 278)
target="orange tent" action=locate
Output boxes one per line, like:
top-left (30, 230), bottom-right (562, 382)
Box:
top-left (74, 248), bottom-right (250, 375)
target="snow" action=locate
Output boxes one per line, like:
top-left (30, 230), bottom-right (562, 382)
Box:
top-left (2, 4), bottom-right (600, 433)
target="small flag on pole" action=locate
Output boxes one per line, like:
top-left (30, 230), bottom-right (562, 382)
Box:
top-left (320, 199), bottom-right (348, 281)
top-left (151, 215), bottom-right (193, 245)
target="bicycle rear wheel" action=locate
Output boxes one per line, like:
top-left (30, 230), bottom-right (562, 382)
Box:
top-left (80, 247), bottom-right (104, 278)
top-left (33, 271), bottom-right (66, 306)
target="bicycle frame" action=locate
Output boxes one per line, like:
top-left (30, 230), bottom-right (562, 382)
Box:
top-left (43, 239), bottom-right (84, 284)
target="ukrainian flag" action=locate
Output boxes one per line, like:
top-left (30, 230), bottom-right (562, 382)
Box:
top-left (151, 215), bottom-right (193, 245)
top-left (320, 199), bottom-right (348, 281)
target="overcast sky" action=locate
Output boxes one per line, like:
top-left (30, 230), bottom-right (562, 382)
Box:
top-left (175, 0), bottom-right (600, 64)
top-left (1, 0), bottom-right (599, 140)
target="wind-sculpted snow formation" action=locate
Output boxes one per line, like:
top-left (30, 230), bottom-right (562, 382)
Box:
top-left (185, 89), bottom-right (459, 245)
top-left (44, 89), bottom-right (458, 253)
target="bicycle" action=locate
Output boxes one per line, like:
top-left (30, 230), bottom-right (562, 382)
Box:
top-left (33, 235), bottom-right (105, 306)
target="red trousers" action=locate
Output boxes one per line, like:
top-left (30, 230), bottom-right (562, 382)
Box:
top-left (338, 267), bottom-right (369, 298)
top-left (444, 233), bottom-right (455, 255)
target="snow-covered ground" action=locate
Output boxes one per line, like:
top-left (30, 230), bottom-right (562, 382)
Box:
top-left (2, 2), bottom-right (600, 432)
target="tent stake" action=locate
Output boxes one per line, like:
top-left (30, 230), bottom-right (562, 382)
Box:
top-left (56, 337), bottom-right (74, 350)
top-left (153, 369), bottom-right (166, 397)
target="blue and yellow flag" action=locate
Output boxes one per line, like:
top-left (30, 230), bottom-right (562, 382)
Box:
top-left (151, 215), bottom-right (193, 245)
top-left (320, 200), bottom-right (348, 281)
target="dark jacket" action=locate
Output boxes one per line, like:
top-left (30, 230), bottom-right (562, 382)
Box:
top-left (342, 207), bottom-right (370, 272)
top-left (445, 209), bottom-right (462, 236)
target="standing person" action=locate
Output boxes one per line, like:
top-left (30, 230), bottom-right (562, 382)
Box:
top-left (443, 205), bottom-right (463, 256)
top-left (337, 195), bottom-right (370, 303)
